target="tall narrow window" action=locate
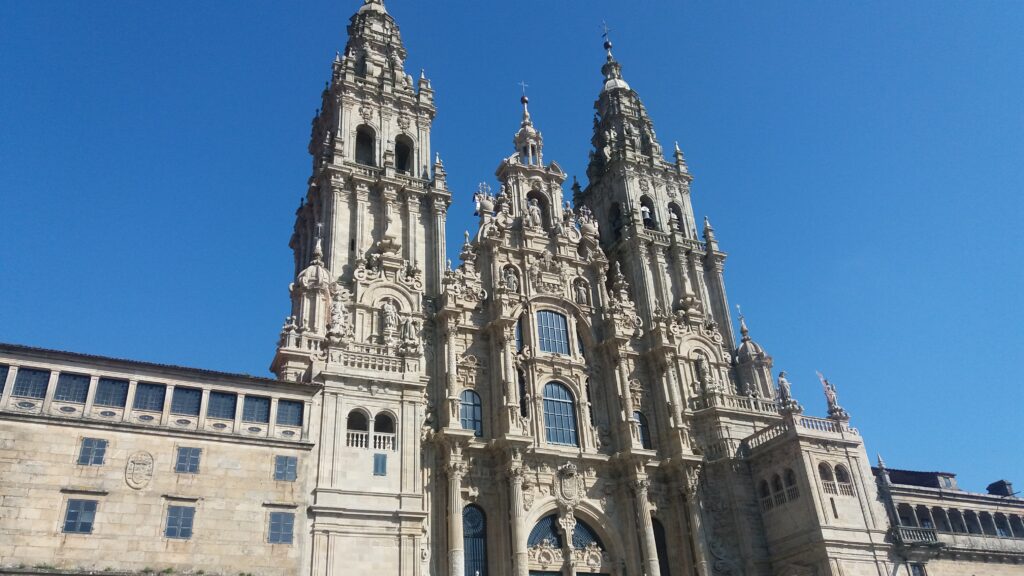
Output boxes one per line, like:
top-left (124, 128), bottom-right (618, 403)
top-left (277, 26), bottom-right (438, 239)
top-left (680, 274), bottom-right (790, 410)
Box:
top-left (515, 316), bottom-right (524, 352)
top-left (54, 373), bottom-right (90, 404)
top-left (784, 468), bottom-right (799, 500)
top-left (0, 365), bottom-right (8, 395)
top-left (133, 382), bottom-right (166, 412)
top-left (459, 390), bottom-right (483, 437)
top-left (463, 505), bottom-right (488, 576)
top-left (634, 411), bottom-right (653, 449)
top-left (346, 410), bottom-right (369, 448)
top-left (373, 413), bottom-right (397, 451)
top-left (355, 125), bottom-right (376, 166)
top-left (94, 378), bottom-right (129, 408)
top-left (373, 453), bottom-right (387, 476)
top-left (652, 518), bottom-right (671, 576)
top-left (542, 382), bottom-right (578, 446)
top-left (13, 368), bottom-right (49, 399)
top-left (536, 311), bottom-right (570, 355)
top-left (395, 135), bottom-right (414, 173)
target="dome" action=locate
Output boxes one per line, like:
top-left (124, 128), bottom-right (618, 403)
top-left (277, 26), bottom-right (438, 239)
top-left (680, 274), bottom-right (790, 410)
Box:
top-left (358, 0), bottom-right (388, 14)
top-left (602, 77), bottom-right (630, 92)
top-left (735, 316), bottom-right (770, 364)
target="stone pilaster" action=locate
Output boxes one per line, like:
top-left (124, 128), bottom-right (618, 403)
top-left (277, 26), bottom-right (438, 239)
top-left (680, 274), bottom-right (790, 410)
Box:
top-left (632, 477), bottom-right (662, 576)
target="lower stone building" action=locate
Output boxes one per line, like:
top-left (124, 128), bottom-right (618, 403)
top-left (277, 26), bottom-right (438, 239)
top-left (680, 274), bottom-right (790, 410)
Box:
top-left (1, 1), bottom-right (1021, 575)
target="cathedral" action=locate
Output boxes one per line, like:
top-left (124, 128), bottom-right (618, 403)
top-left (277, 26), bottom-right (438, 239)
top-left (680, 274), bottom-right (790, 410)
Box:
top-left (1, 2), bottom-right (1022, 576)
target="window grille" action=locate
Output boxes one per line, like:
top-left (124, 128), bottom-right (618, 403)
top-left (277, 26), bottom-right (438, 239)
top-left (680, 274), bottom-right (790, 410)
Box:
top-left (207, 391), bottom-right (237, 419)
top-left (54, 373), bottom-right (90, 403)
top-left (243, 396), bottom-right (271, 423)
top-left (460, 390), bottom-right (483, 437)
top-left (175, 447), bottom-right (201, 473)
top-left (165, 505), bottom-right (195, 539)
top-left (543, 382), bottom-right (578, 446)
top-left (93, 378), bottom-right (129, 408)
top-left (63, 499), bottom-right (97, 534)
top-left (268, 511), bottom-right (294, 544)
top-left (133, 382), bottom-right (166, 412)
top-left (170, 387), bottom-right (201, 416)
top-left (274, 455), bottom-right (297, 481)
top-left (463, 505), bottom-right (488, 576)
top-left (277, 400), bottom-right (303, 426)
top-left (13, 368), bottom-right (49, 399)
top-left (77, 438), bottom-right (107, 466)
top-left (536, 311), bottom-right (570, 355)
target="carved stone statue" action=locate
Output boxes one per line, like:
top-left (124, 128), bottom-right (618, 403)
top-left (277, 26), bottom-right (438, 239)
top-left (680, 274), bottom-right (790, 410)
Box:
top-left (778, 371), bottom-right (792, 404)
top-left (527, 198), bottom-right (543, 228)
top-left (574, 279), bottom-right (589, 305)
top-left (382, 299), bottom-right (399, 333)
top-left (503, 267), bottom-right (519, 293)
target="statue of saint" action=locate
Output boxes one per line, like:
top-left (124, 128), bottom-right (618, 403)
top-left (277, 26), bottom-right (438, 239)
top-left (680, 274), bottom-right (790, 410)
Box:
top-left (778, 371), bottom-right (792, 404)
top-left (382, 299), bottom-right (399, 333)
top-left (527, 198), bottom-right (543, 228)
top-left (503, 268), bottom-right (519, 292)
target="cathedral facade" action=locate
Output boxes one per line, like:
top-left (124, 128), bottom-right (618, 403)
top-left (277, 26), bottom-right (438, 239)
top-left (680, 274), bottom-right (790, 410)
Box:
top-left (1, 2), bottom-right (1022, 576)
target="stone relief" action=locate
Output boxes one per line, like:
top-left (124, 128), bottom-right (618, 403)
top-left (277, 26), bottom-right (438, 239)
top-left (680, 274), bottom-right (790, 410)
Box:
top-left (125, 451), bottom-right (155, 490)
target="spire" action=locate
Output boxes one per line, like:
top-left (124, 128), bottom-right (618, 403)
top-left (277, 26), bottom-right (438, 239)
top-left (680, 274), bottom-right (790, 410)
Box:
top-left (703, 217), bottom-right (717, 245)
top-left (513, 87), bottom-right (543, 166)
top-left (737, 305), bottom-right (750, 342)
top-left (358, 0), bottom-right (387, 14)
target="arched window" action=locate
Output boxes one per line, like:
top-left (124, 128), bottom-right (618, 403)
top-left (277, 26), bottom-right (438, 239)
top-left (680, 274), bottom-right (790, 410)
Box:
top-left (640, 196), bottom-right (658, 230)
top-left (772, 474), bottom-right (786, 506)
top-left (459, 389), bottom-right (483, 437)
top-left (634, 411), bottom-right (653, 449)
top-left (571, 518), bottom-right (604, 549)
top-left (932, 507), bottom-right (951, 532)
top-left (1009, 515), bottom-right (1024, 538)
top-left (994, 513), bottom-right (1012, 537)
top-left (916, 505), bottom-right (933, 529)
top-left (517, 369), bottom-right (528, 418)
top-left (835, 465), bottom-right (854, 496)
top-left (652, 518), bottom-right (671, 576)
top-left (964, 510), bottom-right (983, 534)
top-left (784, 468), bottom-right (799, 500)
top-left (948, 509), bottom-right (967, 533)
top-left (355, 125), bottom-right (376, 166)
top-left (346, 410), bottom-right (369, 448)
top-left (536, 311), bottom-right (570, 355)
top-left (819, 462), bottom-right (837, 495)
top-left (542, 382), bottom-right (578, 446)
top-left (373, 412), bottom-right (396, 451)
top-left (463, 505), bottom-right (487, 576)
top-left (527, 514), bottom-right (563, 548)
top-left (515, 316), bottom-right (524, 352)
top-left (667, 202), bottom-right (684, 231)
top-left (897, 504), bottom-right (917, 527)
top-left (980, 511), bottom-right (998, 536)
top-left (395, 135), bottom-right (414, 173)
top-left (758, 480), bottom-right (772, 512)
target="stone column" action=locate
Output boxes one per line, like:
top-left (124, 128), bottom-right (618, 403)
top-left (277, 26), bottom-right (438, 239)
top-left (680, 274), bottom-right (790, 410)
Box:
top-left (430, 197), bottom-right (447, 295)
top-left (681, 466), bottom-right (710, 576)
top-left (446, 459), bottom-right (467, 576)
top-left (632, 478), bottom-right (662, 576)
top-left (444, 318), bottom-right (460, 428)
top-left (507, 463), bottom-right (528, 576)
top-left (355, 184), bottom-right (370, 255)
top-left (501, 323), bottom-right (520, 434)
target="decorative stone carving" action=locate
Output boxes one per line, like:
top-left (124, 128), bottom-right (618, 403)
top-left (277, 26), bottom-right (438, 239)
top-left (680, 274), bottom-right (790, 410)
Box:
top-left (556, 461), bottom-right (585, 508)
top-left (125, 451), bottom-right (155, 490)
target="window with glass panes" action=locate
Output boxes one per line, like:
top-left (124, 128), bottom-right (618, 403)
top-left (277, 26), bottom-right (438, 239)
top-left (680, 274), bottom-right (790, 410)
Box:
top-left (459, 389), bottom-right (483, 437)
top-left (536, 311), bottom-right (570, 355)
top-left (542, 382), bottom-right (578, 446)
top-left (63, 499), bottom-right (97, 534)
top-left (54, 373), bottom-right (90, 403)
top-left (0, 365), bottom-right (8, 395)
top-left (207, 391), bottom-right (237, 419)
top-left (165, 505), bottom-right (195, 539)
top-left (268, 511), bottom-right (294, 544)
top-left (13, 368), bottom-right (49, 398)
top-left (77, 438), bottom-right (107, 466)
top-left (133, 382), bottom-right (166, 411)
top-left (243, 396), bottom-right (271, 423)
top-left (175, 447), bottom-right (201, 473)
top-left (170, 387), bottom-right (201, 416)
top-left (274, 455), bottom-right (297, 481)
top-left (277, 399), bottom-right (303, 426)
top-left (93, 378), bottom-right (129, 408)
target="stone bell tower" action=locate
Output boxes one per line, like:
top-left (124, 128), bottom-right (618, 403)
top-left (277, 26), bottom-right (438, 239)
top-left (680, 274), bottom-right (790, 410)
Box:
top-left (271, 1), bottom-right (449, 574)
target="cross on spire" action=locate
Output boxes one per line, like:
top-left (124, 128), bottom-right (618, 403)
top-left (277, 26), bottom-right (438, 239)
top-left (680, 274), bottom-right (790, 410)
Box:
top-left (518, 80), bottom-right (529, 97)
top-left (600, 21), bottom-right (612, 42)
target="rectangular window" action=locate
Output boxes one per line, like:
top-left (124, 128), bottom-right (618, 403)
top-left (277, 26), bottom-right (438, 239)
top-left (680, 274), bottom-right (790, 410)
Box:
top-left (54, 373), bottom-right (90, 404)
top-left (277, 400), bottom-right (303, 426)
top-left (274, 455), bottom-right (298, 482)
top-left (77, 438), bottom-right (108, 466)
top-left (165, 505), bottom-right (195, 539)
top-left (268, 511), bottom-right (294, 544)
top-left (373, 453), bottom-right (387, 476)
top-left (207, 391), bottom-right (237, 419)
top-left (63, 499), bottom-right (97, 534)
top-left (133, 382), bottom-right (166, 412)
top-left (93, 378), bottom-right (129, 408)
top-left (170, 386), bottom-right (202, 416)
top-left (12, 367), bottom-right (50, 398)
top-left (910, 565), bottom-right (927, 576)
top-left (0, 365), bottom-right (8, 395)
top-left (243, 396), bottom-right (271, 423)
top-left (175, 447), bottom-right (201, 474)
top-left (536, 310), bottom-right (570, 355)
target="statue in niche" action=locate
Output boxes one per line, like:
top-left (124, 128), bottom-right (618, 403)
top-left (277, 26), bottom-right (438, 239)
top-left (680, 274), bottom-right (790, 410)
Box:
top-left (527, 198), bottom-right (543, 228)
top-left (695, 355), bottom-right (711, 393)
top-left (574, 279), bottom-right (589, 305)
top-left (382, 299), bottom-right (399, 333)
top-left (330, 299), bottom-right (346, 330)
top-left (503, 267), bottom-right (520, 293)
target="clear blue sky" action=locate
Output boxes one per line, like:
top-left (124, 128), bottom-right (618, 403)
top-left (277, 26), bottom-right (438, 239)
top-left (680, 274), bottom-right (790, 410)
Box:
top-left (1, 1), bottom-right (1021, 492)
